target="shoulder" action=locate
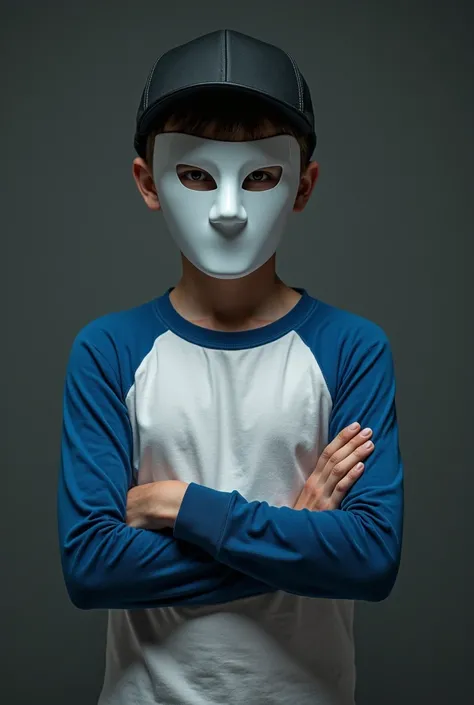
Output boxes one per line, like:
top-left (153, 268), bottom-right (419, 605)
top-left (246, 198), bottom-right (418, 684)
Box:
top-left (301, 295), bottom-right (390, 350)
top-left (73, 298), bottom-right (161, 349)
top-left (297, 295), bottom-right (394, 397)
top-left (67, 297), bottom-right (169, 393)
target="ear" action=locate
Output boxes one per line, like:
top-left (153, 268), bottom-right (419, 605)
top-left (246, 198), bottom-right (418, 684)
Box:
top-left (132, 158), bottom-right (161, 211)
top-left (293, 161), bottom-right (319, 213)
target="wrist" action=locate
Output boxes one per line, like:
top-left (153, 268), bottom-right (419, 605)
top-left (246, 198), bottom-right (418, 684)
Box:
top-left (156, 480), bottom-right (189, 527)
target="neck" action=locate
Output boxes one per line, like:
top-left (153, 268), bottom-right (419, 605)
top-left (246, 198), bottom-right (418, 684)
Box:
top-left (170, 254), bottom-right (300, 331)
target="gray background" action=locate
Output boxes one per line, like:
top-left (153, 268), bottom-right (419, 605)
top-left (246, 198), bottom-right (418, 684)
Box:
top-left (2, 1), bottom-right (473, 703)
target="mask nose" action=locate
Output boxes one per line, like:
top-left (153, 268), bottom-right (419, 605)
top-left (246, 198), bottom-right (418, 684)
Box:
top-left (209, 182), bottom-right (248, 236)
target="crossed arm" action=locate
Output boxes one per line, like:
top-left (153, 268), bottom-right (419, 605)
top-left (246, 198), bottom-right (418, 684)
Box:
top-left (58, 332), bottom-right (403, 610)
top-left (126, 423), bottom-right (374, 529)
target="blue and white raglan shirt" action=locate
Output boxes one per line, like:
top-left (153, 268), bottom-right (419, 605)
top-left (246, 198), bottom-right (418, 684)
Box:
top-left (58, 287), bottom-right (403, 705)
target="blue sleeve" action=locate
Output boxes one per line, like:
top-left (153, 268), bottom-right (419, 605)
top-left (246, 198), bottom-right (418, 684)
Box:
top-left (174, 330), bottom-right (404, 602)
top-left (57, 332), bottom-right (274, 610)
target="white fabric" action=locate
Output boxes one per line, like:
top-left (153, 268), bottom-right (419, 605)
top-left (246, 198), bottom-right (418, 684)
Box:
top-left (98, 329), bottom-right (356, 705)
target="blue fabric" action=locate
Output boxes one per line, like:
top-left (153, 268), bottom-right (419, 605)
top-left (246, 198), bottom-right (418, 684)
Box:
top-left (58, 288), bottom-right (403, 609)
top-left (174, 319), bottom-right (403, 601)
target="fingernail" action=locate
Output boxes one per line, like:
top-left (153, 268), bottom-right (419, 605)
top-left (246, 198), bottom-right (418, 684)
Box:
top-left (365, 441), bottom-right (373, 449)
top-left (349, 423), bottom-right (360, 430)
top-left (361, 428), bottom-right (372, 437)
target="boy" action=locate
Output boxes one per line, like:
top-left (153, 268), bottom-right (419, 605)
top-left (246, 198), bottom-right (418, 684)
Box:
top-left (58, 29), bottom-right (403, 705)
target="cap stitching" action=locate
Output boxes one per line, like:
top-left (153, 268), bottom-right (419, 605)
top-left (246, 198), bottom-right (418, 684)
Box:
top-left (140, 44), bottom-right (306, 122)
top-left (144, 55), bottom-right (161, 110)
top-left (223, 30), bottom-right (228, 81)
top-left (284, 51), bottom-right (303, 112)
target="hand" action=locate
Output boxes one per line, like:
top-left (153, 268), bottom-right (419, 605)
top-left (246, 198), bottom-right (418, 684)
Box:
top-left (293, 423), bottom-right (374, 511)
top-left (126, 480), bottom-right (189, 530)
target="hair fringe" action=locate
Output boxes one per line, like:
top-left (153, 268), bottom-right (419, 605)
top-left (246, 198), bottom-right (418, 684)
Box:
top-left (144, 93), bottom-right (311, 172)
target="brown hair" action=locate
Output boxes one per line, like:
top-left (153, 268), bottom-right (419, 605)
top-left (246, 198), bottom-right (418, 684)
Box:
top-left (145, 92), bottom-right (312, 173)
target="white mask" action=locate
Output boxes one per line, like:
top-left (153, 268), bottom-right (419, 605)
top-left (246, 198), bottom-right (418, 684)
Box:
top-left (153, 133), bottom-right (301, 279)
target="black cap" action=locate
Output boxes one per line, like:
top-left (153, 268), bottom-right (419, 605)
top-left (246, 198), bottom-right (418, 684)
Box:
top-left (134, 29), bottom-right (316, 160)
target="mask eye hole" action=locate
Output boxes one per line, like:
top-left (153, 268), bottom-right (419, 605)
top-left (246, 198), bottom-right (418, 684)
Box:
top-left (176, 165), bottom-right (217, 191)
top-left (242, 166), bottom-right (282, 191)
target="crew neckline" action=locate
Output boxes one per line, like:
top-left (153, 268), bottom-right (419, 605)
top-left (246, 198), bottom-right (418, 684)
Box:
top-left (153, 286), bottom-right (318, 350)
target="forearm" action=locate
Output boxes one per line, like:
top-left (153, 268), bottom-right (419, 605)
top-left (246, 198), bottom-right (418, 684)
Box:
top-left (173, 480), bottom-right (403, 602)
top-left (59, 511), bottom-right (275, 610)
top-left (59, 337), bottom-right (275, 611)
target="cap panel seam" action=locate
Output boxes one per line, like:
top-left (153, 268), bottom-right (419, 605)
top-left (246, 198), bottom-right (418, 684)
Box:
top-left (284, 51), bottom-right (303, 111)
top-left (144, 55), bottom-right (161, 110)
top-left (223, 29), bottom-right (228, 81)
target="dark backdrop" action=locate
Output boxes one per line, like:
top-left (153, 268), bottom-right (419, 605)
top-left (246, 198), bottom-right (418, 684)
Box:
top-left (2, 1), bottom-right (473, 704)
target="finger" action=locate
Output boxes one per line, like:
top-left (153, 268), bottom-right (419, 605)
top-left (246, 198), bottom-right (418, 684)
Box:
top-left (312, 422), bottom-right (362, 478)
top-left (319, 427), bottom-right (373, 484)
top-left (327, 463), bottom-right (365, 509)
top-left (324, 442), bottom-right (374, 496)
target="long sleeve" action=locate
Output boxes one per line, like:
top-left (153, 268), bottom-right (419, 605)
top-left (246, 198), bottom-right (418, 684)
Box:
top-left (174, 330), bottom-right (404, 602)
top-left (57, 332), bottom-right (274, 610)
